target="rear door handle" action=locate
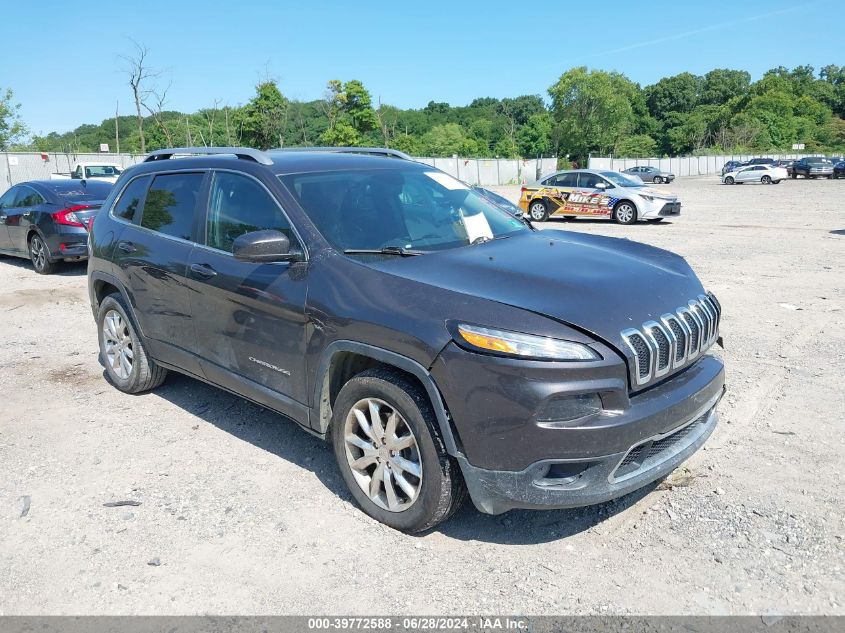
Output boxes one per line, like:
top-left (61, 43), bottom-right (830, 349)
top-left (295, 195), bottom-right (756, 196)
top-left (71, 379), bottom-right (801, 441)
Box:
top-left (190, 263), bottom-right (218, 279)
top-left (117, 240), bottom-right (136, 253)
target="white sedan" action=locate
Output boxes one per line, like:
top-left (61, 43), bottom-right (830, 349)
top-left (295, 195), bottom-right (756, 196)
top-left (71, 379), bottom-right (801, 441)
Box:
top-left (722, 165), bottom-right (787, 185)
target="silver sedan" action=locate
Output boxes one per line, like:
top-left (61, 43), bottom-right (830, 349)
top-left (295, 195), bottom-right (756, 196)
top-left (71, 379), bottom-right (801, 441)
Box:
top-left (622, 165), bottom-right (675, 184)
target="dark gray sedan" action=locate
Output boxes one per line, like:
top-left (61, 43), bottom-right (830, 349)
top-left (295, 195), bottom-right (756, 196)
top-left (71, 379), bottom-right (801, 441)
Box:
top-left (0, 179), bottom-right (112, 274)
top-left (622, 165), bottom-right (675, 184)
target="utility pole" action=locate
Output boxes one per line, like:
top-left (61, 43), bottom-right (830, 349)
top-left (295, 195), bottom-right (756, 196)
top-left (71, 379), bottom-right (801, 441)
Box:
top-left (115, 101), bottom-right (120, 155)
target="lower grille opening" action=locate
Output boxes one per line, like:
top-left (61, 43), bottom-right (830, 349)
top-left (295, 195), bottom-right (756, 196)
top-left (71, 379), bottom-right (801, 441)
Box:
top-left (611, 406), bottom-right (714, 482)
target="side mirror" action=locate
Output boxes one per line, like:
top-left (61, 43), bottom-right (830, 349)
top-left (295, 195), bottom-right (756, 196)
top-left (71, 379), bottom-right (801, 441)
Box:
top-left (232, 229), bottom-right (300, 263)
top-left (594, 182), bottom-right (608, 190)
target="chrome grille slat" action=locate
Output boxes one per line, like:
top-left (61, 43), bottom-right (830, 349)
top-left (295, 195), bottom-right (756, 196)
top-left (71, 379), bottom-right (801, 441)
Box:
top-left (622, 294), bottom-right (721, 390)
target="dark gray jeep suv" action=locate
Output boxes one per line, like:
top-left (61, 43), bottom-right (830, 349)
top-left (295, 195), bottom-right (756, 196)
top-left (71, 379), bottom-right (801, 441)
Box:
top-left (87, 147), bottom-right (725, 532)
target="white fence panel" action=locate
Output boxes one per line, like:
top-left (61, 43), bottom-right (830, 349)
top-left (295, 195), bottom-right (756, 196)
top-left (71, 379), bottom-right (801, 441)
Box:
top-left (588, 153), bottom-right (830, 176)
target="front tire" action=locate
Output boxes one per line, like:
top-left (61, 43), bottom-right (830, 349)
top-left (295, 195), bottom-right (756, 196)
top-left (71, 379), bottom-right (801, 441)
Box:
top-left (653, 176), bottom-right (663, 184)
top-left (29, 234), bottom-right (55, 275)
top-left (725, 176), bottom-right (735, 185)
top-left (528, 200), bottom-right (549, 222)
top-left (97, 293), bottom-right (167, 393)
top-left (331, 367), bottom-right (466, 533)
top-left (613, 201), bottom-right (637, 225)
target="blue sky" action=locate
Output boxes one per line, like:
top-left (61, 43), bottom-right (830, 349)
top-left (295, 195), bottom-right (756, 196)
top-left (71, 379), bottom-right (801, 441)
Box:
top-left (3, 0), bottom-right (842, 134)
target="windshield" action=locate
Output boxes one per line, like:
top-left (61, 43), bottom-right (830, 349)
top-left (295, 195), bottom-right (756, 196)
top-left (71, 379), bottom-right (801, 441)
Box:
top-left (280, 168), bottom-right (528, 253)
top-left (599, 171), bottom-right (644, 188)
top-left (85, 165), bottom-right (122, 178)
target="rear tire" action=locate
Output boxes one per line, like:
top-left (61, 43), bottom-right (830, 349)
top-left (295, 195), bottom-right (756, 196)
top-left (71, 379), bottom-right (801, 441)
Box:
top-left (761, 175), bottom-right (772, 184)
top-left (97, 292), bottom-right (167, 394)
top-left (613, 201), bottom-right (637, 225)
top-left (29, 234), bottom-right (55, 275)
top-left (331, 367), bottom-right (466, 533)
top-left (791, 172), bottom-right (797, 179)
top-left (528, 200), bottom-right (549, 222)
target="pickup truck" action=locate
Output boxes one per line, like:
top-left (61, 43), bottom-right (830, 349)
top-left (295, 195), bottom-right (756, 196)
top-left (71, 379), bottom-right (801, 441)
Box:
top-left (51, 163), bottom-right (123, 184)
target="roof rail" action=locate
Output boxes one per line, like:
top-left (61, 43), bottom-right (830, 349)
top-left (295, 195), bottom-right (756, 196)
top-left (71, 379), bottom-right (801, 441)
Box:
top-left (270, 146), bottom-right (413, 161)
top-left (144, 147), bottom-right (274, 166)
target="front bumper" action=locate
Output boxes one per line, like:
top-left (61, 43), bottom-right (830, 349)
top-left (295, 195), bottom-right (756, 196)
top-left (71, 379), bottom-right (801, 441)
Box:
top-left (458, 389), bottom-right (721, 514)
top-left (640, 199), bottom-right (681, 218)
top-left (432, 343), bottom-right (725, 514)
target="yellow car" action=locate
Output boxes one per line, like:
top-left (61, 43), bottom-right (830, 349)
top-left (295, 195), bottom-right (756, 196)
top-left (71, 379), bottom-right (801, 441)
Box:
top-left (520, 169), bottom-right (681, 224)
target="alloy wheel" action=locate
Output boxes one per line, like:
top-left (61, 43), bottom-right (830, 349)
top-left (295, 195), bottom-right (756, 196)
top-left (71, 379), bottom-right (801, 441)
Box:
top-left (615, 203), bottom-right (635, 224)
top-left (529, 201), bottom-right (547, 221)
top-left (30, 237), bottom-right (47, 271)
top-left (102, 309), bottom-right (134, 380)
top-left (343, 397), bottom-right (422, 512)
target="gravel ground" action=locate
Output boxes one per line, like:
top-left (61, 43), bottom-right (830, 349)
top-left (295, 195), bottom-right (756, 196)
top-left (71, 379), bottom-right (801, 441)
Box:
top-left (0, 176), bottom-right (843, 615)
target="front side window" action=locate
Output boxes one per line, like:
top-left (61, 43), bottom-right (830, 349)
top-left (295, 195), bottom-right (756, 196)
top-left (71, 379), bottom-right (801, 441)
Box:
top-left (206, 172), bottom-right (293, 253)
top-left (113, 176), bottom-right (151, 223)
top-left (280, 168), bottom-right (528, 253)
top-left (140, 172), bottom-right (203, 240)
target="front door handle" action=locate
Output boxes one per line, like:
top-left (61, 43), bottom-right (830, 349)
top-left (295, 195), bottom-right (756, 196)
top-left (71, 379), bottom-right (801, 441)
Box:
top-left (117, 240), bottom-right (136, 253)
top-left (190, 262), bottom-right (218, 279)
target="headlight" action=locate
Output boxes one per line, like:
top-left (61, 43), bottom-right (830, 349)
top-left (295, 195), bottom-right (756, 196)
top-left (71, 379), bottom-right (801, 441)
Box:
top-left (454, 323), bottom-right (601, 361)
top-left (641, 194), bottom-right (654, 202)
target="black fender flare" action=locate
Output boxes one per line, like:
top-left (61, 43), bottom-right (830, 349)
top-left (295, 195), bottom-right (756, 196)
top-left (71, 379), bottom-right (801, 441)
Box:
top-left (88, 270), bottom-right (145, 335)
top-left (312, 340), bottom-right (461, 457)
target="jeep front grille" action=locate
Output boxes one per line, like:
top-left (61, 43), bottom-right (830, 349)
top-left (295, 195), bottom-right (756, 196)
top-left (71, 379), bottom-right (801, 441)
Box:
top-left (621, 293), bottom-right (721, 387)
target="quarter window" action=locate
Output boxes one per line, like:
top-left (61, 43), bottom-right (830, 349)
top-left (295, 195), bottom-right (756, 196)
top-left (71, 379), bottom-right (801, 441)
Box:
top-left (140, 173), bottom-right (204, 240)
top-left (0, 187), bottom-right (19, 208)
top-left (113, 176), bottom-right (151, 223)
top-left (206, 172), bottom-right (293, 253)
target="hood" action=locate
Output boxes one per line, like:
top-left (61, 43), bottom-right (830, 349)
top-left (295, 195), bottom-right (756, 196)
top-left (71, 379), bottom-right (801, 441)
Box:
top-left (367, 230), bottom-right (705, 351)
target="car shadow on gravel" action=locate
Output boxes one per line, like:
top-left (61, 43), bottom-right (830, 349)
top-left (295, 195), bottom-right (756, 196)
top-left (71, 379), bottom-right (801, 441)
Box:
top-left (0, 255), bottom-right (87, 276)
top-left (436, 485), bottom-right (656, 544)
top-left (127, 370), bottom-right (354, 502)
top-left (103, 365), bottom-right (657, 543)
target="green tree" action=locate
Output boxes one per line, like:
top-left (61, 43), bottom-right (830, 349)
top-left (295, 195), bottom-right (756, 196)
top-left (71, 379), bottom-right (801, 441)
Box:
top-left (239, 81), bottom-right (289, 149)
top-left (421, 123), bottom-right (465, 156)
top-left (517, 112), bottom-right (552, 157)
top-left (644, 72), bottom-right (702, 118)
top-left (615, 134), bottom-right (658, 157)
top-left (549, 67), bottom-right (642, 161)
top-left (700, 69), bottom-right (751, 105)
top-left (0, 88), bottom-right (27, 149)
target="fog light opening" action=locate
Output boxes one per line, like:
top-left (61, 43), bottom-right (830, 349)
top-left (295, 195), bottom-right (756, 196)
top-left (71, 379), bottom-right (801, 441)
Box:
top-left (534, 461), bottom-right (591, 488)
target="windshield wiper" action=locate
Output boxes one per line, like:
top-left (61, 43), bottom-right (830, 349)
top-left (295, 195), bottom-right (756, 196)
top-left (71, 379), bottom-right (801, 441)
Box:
top-left (343, 246), bottom-right (427, 257)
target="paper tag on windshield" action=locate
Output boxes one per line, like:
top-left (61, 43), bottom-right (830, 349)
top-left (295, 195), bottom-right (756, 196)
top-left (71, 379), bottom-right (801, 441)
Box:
top-left (462, 210), bottom-right (494, 243)
top-left (424, 171), bottom-right (468, 190)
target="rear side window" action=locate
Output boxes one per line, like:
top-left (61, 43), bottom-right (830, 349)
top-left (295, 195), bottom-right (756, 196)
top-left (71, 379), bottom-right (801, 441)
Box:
top-left (547, 173), bottom-right (577, 187)
top-left (113, 176), bottom-right (151, 223)
top-left (206, 172), bottom-right (293, 253)
top-left (0, 187), bottom-right (19, 208)
top-left (140, 173), bottom-right (204, 240)
top-left (15, 187), bottom-right (45, 207)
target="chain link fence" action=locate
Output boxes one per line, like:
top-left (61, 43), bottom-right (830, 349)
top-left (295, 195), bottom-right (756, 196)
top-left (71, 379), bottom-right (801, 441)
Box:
top-left (1, 152), bottom-right (145, 187)
top-left (1, 152), bottom-right (557, 188)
